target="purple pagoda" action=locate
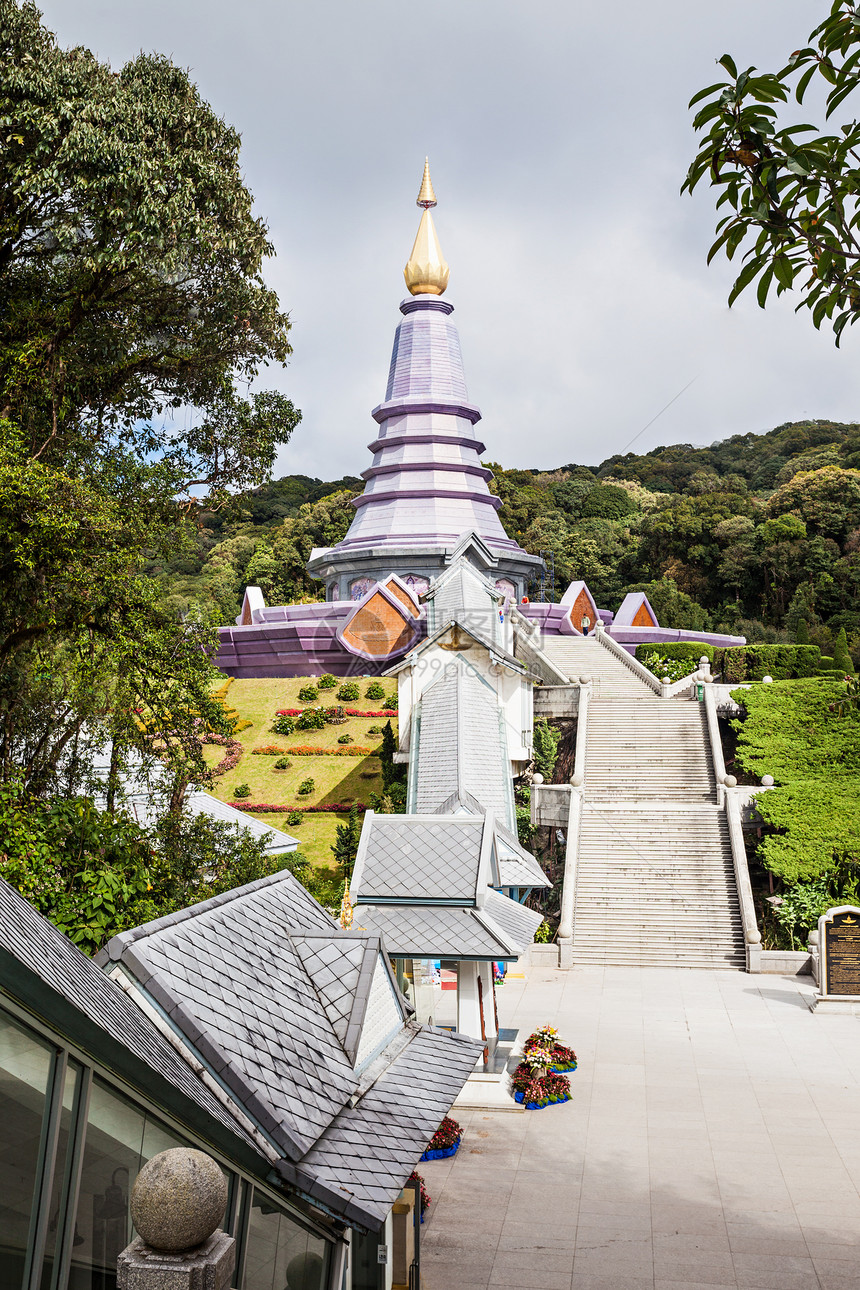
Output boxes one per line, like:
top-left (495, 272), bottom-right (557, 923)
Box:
top-left (306, 160), bottom-right (543, 605)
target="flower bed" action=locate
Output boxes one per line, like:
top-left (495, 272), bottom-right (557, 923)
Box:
top-left (523, 1024), bottom-right (578, 1074)
top-left (228, 801), bottom-right (368, 813)
top-left (276, 707), bottom-right (397, 718)
top-left (407, 1170), bottom-right (430, 1220)
top-left (286, 745), bottom-right (375, 757)
top-left (252, 745), bottom-right (287, 756)
top-left (420, 1115), bottom-right (461, 1161)
top-left (510, 1065), bottom-right (572, 1109)
top-left (202, 734), bottom-right (243, 776)
top-left (511, 1025), bottom-right (576, 1108)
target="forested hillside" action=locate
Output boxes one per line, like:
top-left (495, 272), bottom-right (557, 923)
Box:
top-left (164, 419), bottom-right (860, 662)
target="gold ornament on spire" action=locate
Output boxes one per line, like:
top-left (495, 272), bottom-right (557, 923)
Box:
top-left (404, 158), bottom-right (449, 296)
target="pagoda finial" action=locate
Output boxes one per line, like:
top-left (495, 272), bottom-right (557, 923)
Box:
top-left (416, 157), bottom-right (437, 209)
top-left (404, 158), bottom-right (449, 296)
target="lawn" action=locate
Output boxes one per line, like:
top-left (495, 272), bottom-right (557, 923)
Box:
top-left (207, 676), bottom-right (397, 869)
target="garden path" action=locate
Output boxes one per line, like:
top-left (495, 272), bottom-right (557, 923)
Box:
top-left (419, 963), bottom-right (860, 1290)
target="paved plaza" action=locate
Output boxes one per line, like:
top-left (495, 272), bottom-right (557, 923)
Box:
top-left (419, 966), bottom-right (860, 1290)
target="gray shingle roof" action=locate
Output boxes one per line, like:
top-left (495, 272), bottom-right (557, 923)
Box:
top-left (480, 889), bottom-right (544, 946)
top-left (494, 823), bottom-right (552, 890)
top-left (425, 559), bottom-right (501, 641)
top-left (352, 901), bottom-right (523, 960)
top-left (352, 814), bottom-right (485, 903)
top-left (0, 878), bottom-right (258, 1155)
top-left (412, 659), bottom-right (514, 828)
top-left (289, 1024), bottom-right (479, 1227)
top-left (96, 871), bottom-right (482, 1230)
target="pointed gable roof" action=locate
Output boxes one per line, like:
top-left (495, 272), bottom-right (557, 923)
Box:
top-left (614, 590), bottom-right (660, 628)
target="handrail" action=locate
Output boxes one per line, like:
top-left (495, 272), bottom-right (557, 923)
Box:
top-left (558, 682), bottom-right (589, 946)
top-left (725, 789), bottom-right (762, 972)
top-left (594, 625), bottom-right (663, 695)
top-left (703, 684), bottom-right (727, 803)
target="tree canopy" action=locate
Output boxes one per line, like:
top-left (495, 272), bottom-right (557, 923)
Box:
top-left (684, 0), bottom-right (860, 342)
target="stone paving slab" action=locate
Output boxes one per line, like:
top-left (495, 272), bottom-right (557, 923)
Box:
top-left (418, 966), bottom-right (860, 1290)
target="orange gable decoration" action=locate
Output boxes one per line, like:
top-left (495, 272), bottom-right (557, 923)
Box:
top-left (632, 602), bottom-right (657, 627)
top-left (338, 578), bottom-right (423, 660)
top-left (568, 588), bottom-right (594, 632)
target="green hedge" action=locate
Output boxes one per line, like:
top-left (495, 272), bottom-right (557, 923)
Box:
top-left (713, 644), bottom-right (820, 682)
top-left (635, 641), bottom-right (713, 666)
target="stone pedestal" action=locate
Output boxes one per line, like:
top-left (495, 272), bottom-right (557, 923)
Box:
top-left (810, 994), bottom-right (860, 1015)
top-left (117, 1231), bottom-right (235, 1290)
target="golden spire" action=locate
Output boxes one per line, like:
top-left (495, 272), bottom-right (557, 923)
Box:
top-left (404, 158), bottom-right (449, 296)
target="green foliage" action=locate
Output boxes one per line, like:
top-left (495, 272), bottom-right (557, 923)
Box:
top-left (683, 2), bottom-right (860, 343)
top-left (233, 783), bottom-right (250, 799)
top-left (715, 644), bottom-right (821, 681)
top-left (297, 778), bottom-right (315, 796)
top-left (318, 673), bottom-right (338, 689)
top-left (833, 626), bottom-right (855, 673)
top-left (533, 721), bottom-right (561, 780)
top-left (636, 642), bottom-right (713, 666)
top-left (732, 677), bottom-right (860, 883)
top-left (286, 810), bottom-right (303, 826)
top-left (297, 685), bottom-right (319, 703)
top-left (324, 706), bottom-right (346, 724)
top-left (626, 579), bottom-right (712, 632)
top-left (365, 681), bottom-right (386, 700)
top-left (580, 483), bottom-right (637, 520)
top-left (515, 788), bottom-right (534, 848)
top-left (637, 650), bottom-right (698, 682)
top-left (337, 733), bottom-right (353, 745)
top-left (379, 720), bottom-right (406, 794)
top-left (0, 783), bottom-right (284, 955)
top-left (533, 920), bottom-right (553, 944)
top-left (295, 707), bottom-right (326, 731)
top-left (367, 725), bottom-right (382, 735)
top-left (796, 619), bottom-right (810, 645)
top-left (272, 715), bottom-right (295, 736)
top-left (383, 691), bottom-right (399, 711)
top-left (274, 758), bottom-right (291, 770)
top-left (337, 682), bottom-right (360, 702)
top-left (331, 803), bottom-right (362, 879)
top-left (0, 6), bottom-right (299, 802)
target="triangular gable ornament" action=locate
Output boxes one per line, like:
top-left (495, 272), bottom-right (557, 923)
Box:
top-left (559, 580), bottom-right (600, 635)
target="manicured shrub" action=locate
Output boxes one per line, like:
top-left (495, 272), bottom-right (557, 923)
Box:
top-left (833, 627), bottom-right (855, 675)
top-left (318, 673), bottom-right (338, 689)
top-left (638, 650), bottom-right (697, 683)
top-left (337, 733), bottom-right (354, 744)
top-left (233, 783), bottom-right (251, 799)
top-left (297, 778), bottom-right (315, 796)
top-left (272, 715), bottom-right (295, 736)
top-left (298, 684), bottom-right (319, 703)
top-left (367, 725), bottom-right (382, 735)
top-left (274, 758), bottom-right (291, 770)
top-left (383, 691), bottom-right (398, 710)
top-left (286, 811), bottom-right (303, 826)
top-left (365, 680), bottom-right (385, 700)
top-left (296, 707), bottom-right (327, 731)
top-left (336, 681), bottom-right (360, 701)
top-left (713, 644), bottom-right (820, 682)
top-left (252, 745), bottom-right (286, 755)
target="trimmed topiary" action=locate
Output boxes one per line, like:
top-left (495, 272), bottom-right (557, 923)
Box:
top-left (337, 733), bottom-right (354, 744)
top-left (296, 707), bottom-right (327, 731)
top-left (233, 783), bottom-right (251, 799)
top-left (318, 673), bottom-right (338, 689)
top-left (274, 758), bottom-right (291, 770)
top-left (298, 684), bottom-right (319, 703)
top-left (365, 680), bottom-right (385, 700)
top-left (297, 778), bottom-right (315, 796)
top-left (337, 681), bottom-right (360, 701)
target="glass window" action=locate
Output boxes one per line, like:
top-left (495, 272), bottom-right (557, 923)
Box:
top-left (69, 1079), bottom-right (188, 1290)
top-left (40, 1059), bottom-right (84, 1290)
top-left (243, 1190), bottom-right (328, 1290)
top-left (0, 1009), bottom-right (54, 1290)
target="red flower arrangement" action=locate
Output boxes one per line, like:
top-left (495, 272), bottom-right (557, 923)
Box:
top-left (510, 1065), bottom-right (572, 1109)
top-left (252, 745), bottom-right (287, 756)
top-left (523, 1024), bottom-right (578, 1074)
top-left (420, 1116), bottom-right (462, 1160)
top-left (286, 745), bottom-right (375, 757)
top-left (275, 708), bottom-right (396, 719)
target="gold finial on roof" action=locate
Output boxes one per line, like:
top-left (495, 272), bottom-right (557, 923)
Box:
top-left (404, 158), bottom-right (449, 296)
top-left (416, 156), bottom-right (437, 209)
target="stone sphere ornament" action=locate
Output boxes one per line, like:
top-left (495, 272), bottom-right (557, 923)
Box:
top-left (761, 775), bottom-right (774, 787)
top-left (723, 774), bottom-right (737, 788)
top-left (131, 1148), bottom-right (227, 1252)
top-left (762, 675), bottom-right (773, 684)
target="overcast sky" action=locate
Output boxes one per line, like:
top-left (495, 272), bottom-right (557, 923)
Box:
top-left (40, 1), bottom-right (860, 479)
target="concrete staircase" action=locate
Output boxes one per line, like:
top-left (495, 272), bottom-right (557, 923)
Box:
top-left (540, 635), bottom-right (744, 969)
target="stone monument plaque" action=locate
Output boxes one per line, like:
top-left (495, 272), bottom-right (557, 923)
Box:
top-left (820, 906), bottom-right (860, 997)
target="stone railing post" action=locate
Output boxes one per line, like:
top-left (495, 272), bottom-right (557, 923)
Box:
top-left (118, 1148), bottom-right (235, 1290)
